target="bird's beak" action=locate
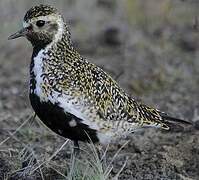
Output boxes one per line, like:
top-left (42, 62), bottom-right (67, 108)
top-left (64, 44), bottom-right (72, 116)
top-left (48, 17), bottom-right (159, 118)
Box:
top-left (8, 27), bottom-right (28, 40)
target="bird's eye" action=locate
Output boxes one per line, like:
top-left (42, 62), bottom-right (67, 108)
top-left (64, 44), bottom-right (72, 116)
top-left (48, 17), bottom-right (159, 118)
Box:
top-left (36, 20), bottom-right (45, 27)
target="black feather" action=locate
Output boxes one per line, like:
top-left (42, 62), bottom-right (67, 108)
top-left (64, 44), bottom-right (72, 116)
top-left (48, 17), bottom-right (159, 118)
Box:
top-left (160, 113), bottom-right (192, 125)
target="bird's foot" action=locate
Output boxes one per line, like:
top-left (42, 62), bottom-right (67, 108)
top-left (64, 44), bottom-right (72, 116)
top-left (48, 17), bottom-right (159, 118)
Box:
top-left (73, 140), bottom-right (80, 157)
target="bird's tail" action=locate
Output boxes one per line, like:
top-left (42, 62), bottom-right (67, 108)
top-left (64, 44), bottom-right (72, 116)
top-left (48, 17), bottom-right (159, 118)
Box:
top-left (137, 103), bottom-right (191, 130)
top-left (159, 112), bottom-right (192, 130)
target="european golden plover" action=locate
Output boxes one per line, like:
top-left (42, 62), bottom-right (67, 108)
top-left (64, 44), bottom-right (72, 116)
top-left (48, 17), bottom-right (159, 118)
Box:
top-left (8, 4), bottom-right (190, 150)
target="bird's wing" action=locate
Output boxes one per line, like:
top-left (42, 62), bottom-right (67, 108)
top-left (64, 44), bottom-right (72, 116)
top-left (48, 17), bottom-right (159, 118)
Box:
top-left (59, 58), bottom-right (188, 131)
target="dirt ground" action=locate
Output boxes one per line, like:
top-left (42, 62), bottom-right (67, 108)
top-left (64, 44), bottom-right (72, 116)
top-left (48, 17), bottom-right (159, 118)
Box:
top-left (0, 0), bottom-right (199, 179)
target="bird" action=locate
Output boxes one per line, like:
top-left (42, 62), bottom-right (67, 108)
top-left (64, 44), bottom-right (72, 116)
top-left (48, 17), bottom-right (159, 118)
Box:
top-left (8, 4), bottom-right (190, 151)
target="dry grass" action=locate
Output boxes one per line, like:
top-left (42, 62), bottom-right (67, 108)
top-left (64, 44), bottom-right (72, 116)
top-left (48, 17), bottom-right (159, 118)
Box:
top-left (0, 116), bottom-right (129, 180)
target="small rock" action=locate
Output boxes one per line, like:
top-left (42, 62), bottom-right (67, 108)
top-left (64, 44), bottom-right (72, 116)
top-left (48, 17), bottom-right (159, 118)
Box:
top-left (103, 27), bottom-right (122, 46)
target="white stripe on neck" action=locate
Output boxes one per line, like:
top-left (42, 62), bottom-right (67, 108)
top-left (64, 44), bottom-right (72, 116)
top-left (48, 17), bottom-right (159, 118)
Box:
top-left (46, 15), bottom-right (64, 49)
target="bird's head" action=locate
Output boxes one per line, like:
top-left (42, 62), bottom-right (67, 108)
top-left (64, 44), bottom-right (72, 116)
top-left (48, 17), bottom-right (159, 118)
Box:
top-left (8, 4), bottom-right (65, 47)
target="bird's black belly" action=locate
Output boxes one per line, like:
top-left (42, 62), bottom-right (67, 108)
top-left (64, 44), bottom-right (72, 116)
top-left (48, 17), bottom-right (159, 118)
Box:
top-left (29, 93), bottom-right (99, 143)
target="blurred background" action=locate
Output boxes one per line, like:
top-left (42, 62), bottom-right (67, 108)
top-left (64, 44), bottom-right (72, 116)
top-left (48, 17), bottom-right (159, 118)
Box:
top-left (0, 0), bottom-right (199, 179)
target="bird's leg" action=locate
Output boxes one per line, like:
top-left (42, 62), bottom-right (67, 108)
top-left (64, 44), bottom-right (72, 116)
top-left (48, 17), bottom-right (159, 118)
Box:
top-left (65, 141), bottom-right (80, 177)
top-left (96, 144), bottom-right (103, 161)
top-left (73, 140), bottom-right (80, 156)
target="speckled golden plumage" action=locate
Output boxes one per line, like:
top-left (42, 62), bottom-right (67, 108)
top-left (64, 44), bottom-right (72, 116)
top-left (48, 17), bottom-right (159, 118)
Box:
top-left (39, 41), bottom-right (169, 128)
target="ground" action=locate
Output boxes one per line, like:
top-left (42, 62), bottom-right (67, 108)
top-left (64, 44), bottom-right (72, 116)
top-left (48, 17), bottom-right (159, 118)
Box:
top-left (0, 0), bottom-right (199, 179)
